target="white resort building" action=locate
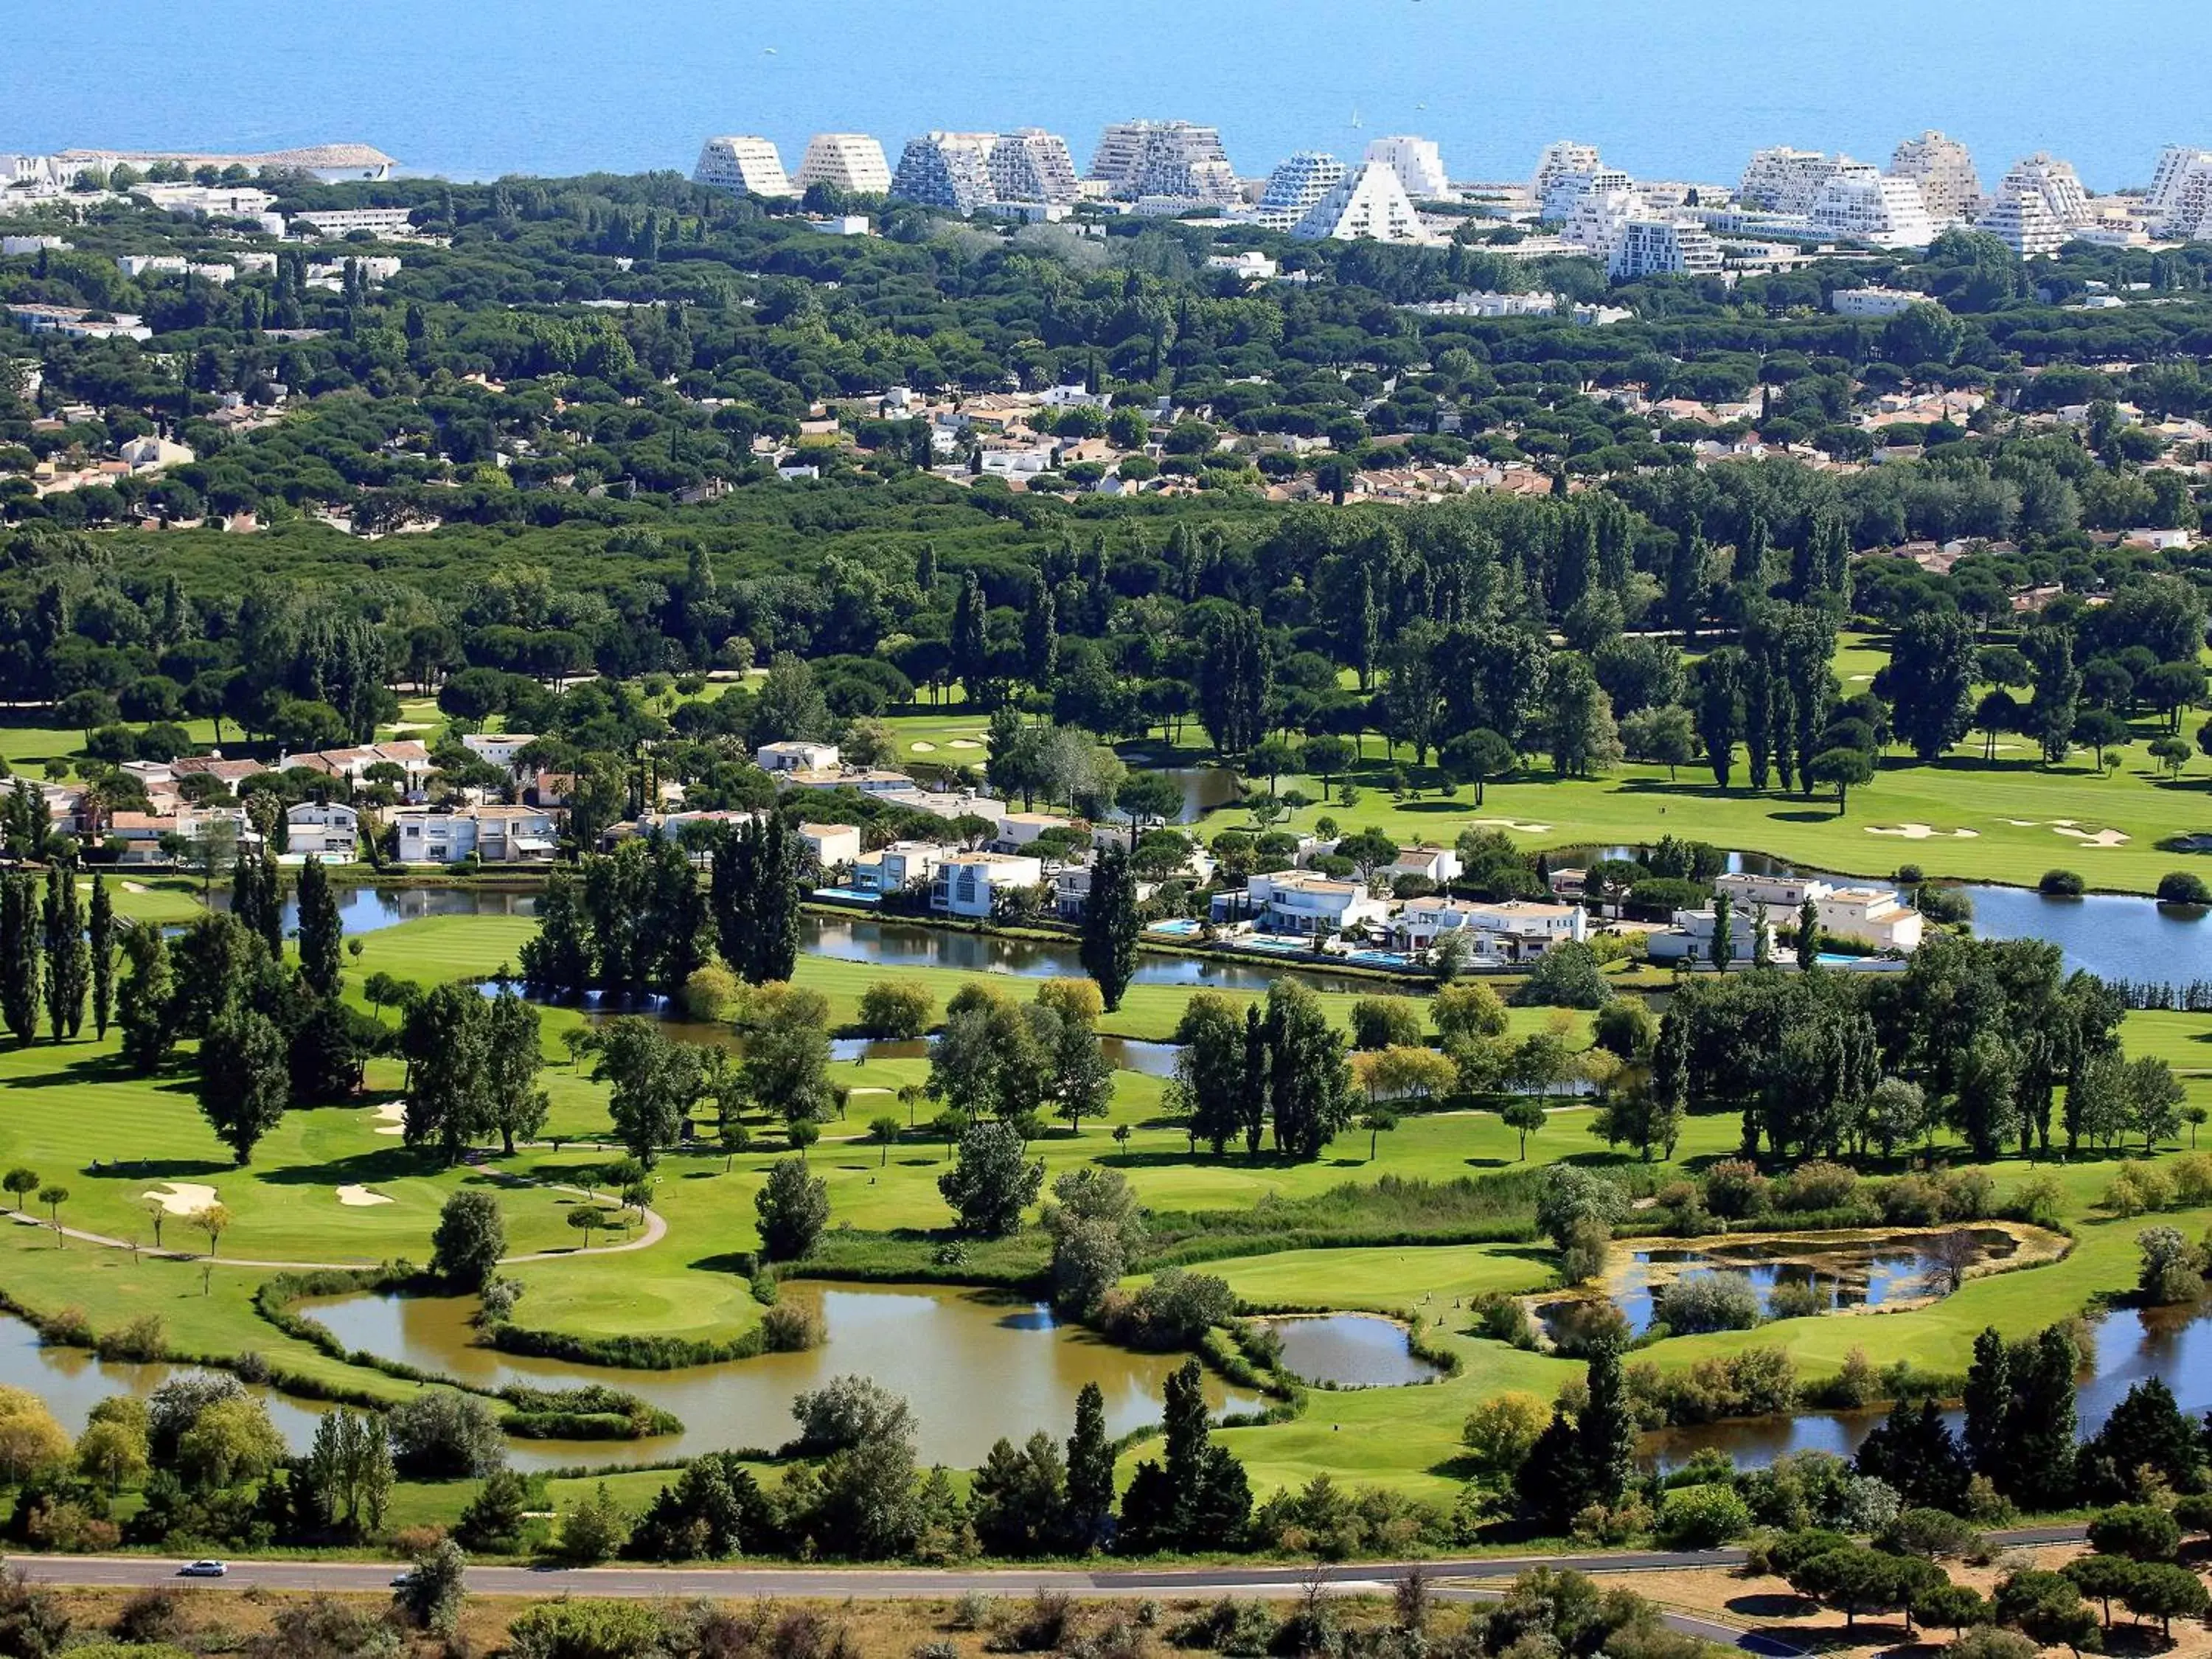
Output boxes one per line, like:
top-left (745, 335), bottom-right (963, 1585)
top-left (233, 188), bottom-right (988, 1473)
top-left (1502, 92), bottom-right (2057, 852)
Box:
top-left (795, 133), bottom-right (892, 195)
top-left (694, 136), bottom-right (795, 197)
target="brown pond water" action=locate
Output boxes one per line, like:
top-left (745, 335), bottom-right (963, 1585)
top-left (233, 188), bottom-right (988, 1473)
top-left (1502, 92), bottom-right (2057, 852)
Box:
top-left (299, 1282), bottom-right (1265, 1470)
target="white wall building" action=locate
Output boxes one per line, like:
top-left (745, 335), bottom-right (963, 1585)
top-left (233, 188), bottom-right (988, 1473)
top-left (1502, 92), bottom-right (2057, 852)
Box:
top-left (931, 851), bottom-right (1044, 918)
top-left (2146, 145), bottom-right (2212, 239)
top-left (1739, 147), bottom-right (1844, 215)
top-left (291, 206), bottom-right (415, 239)
top-left (1647, 906), bottom-right (1773, 965)
top-left (798, 821), bottom-right (863, 872)
top-left (1254, 151), bottom-right (1346, 230)
top-left (285, 801), bottom-right (360, 861)
top-left (755, 740), bottom-right (841, 773)
top-left (1531, 140), bottom-right (1604, 206)
top-left (1713, 872), bottom-right (1834, 911)
top-left (1815, 886), bottom-right (1924, 953)
top-left (1543, 165), bottom-right (1640, 223)
top-left (795, 133), bottom-right (892, 195)
top-left (694, 136), bottom-right (795, 198)
top-left (1993, 153), bottom-right (2093, 232)
top-left (1562, 183), bottom-right (1646, 252)
top-left (890, 132), bottom-right (998, 213)
top-left (1979, 181), bottom-right (2067, 257)
top-left (1214, 871), bottom-right (1393, 937)
top-left (1387, 897), bottom-right (1590, 959)
top-left (1609, 217), bottom-right (1724, 279)
top-left (1807, 164), bottom-right (1936, 248)
top-left (460, 732), bottom-right (538, 772)
top-left (851, 839), bottom-right (955, 896)
top-left (393, 804), bottom-right (559, 864)
top-left (1366, 136), bottom-right (1452, 201)
top-left (1889, 131), bottom-right (1983, 221)
top-left (1087, 120), bottom-right (1238, 204)
top-left (1293, 159), bottom-right (1428, 243)
top-left (1832, 285), bottom-right (1931, 319)
top-left (987, 129), bottom-right (1081, 204)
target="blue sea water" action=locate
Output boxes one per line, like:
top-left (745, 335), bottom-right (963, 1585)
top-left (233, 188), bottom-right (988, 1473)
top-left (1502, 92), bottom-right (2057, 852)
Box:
top-left (4, 0), bottom-right (2208, 192)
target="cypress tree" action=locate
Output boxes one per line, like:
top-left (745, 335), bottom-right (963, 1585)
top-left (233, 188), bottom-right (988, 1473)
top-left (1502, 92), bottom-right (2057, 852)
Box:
top-left (296, 855), bottom-right (344, 998)
top-left (1079, 844), bottom-right (1140, 1012)
top-left (1961, 1326), bottom-right (2011, 1476)
top-left (0, 873), bottom-right (41, 1044)
top-left (1576, 1334), bottom-right (1637, 1512)
top-left (116, 922), bottom-right (175, 1072)
top-left (88, 870), bottom-right (116, 1039)
top-left (1797, 897), bottom-right (1822, 969)
top-left (2006, 1326), bottom-right (2080, 1509)
top-left (40, 863), bottom-right (86, 1040)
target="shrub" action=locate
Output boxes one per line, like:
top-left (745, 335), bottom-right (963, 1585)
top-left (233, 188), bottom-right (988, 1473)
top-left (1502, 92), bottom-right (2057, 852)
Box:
top-left (1880, 1506), bottom-right (1982, 1559)
top-left (1469, 1292), bottom-right (1540, 1349)
top-left (1349, 997), bottom-right (1426, 1051)
top-left (95, 1314), bottom-right (167, 1363)
top-left (1700, 1160), bottom-right (1770, 1220)
top-left (2006, 1172), bottom-right (2066, 1230)
top-left (1655, 1484), bottom-right (1753, 1549)
top-left (1937, 1168), bottom-right (1994, 1220)
top-left (1652, 1272), bottom-right (1762, 1335)
top-left (1881, 1173), bottom-right (1947, 1226)
top-left (394, 1538), bottom-right (467, 1635)
top-left (1765, 1279), bottom-right (1827, 1321)
top-left (1514, 940), bottom-right (1613, 1009)
top-left (558, 1483), bottom-right (632, 1566)
top-left (2136, 1225), bottom-right (2205, 1304)
top-left (2155, 871), bottom-right (2211, 906)
top-left (2038, 870), bottom-right (2085, 897)
top-left (508, 1599), bottom-right (671, 1659)
top-left (759, 1298), bottom-right (824, 1352)
top-left (1780, 1160), bottom-right (1858, 1212)
top-left (2170, 1154), bottom-right (2212, 1207)
top-left (2087, 1503), bottom-right (2181, 1561)
top-left (387, 1391), bottom-right (505, 1478)
top-left (1946, 1627), bottom-right (2037, 1659)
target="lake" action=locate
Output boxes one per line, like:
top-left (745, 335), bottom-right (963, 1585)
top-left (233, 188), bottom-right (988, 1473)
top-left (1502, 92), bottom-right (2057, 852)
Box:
top-left (5, 0), bottom-right (2199, 191)
top-left (1264, 1314), bottom-right (1445, 1389)
top-left (298, 1282), bottom-right (1263, 1470)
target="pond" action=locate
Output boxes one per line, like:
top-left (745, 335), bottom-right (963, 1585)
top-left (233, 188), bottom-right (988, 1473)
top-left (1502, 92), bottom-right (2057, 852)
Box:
top-left (299, 1282), bottom-right (1263, 1470)
top-left (1643, 1301), bottom-right (2212, 1471)
top-left (1263, 1315), bottom-right (1446, 1388)
top-left (0, 1311), bottom-right (332, 1451)
top-left (1554, 843), bottom-right (2199, 981)
top-left (1538, 1229), bottom-right (2023, 1344)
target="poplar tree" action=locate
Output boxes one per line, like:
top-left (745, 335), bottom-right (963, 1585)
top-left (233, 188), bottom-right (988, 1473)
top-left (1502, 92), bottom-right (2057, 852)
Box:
top-left (1062, 1381), bottom-right (1114, 1553)
top-left (88, 871), bottom-right (116, 1038)
top-left (116, 923), bottom-right (175, 1072)
top-left (1078, 844), bottom-right (1140, 1012)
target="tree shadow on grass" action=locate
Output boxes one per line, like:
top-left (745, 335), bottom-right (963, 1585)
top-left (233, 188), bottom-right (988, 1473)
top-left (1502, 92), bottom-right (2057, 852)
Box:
top-left (252, 1146), bottom-right (445, 1186)
top-left (1725, 1594), bottom-right (1818, 1620)
top-left (85, 1155), bottom-right (230, 1183)
top-left (1460, 1155), bottom-right (1512, 1170)
top-left (1765, 810), bottom-right (1840, 824)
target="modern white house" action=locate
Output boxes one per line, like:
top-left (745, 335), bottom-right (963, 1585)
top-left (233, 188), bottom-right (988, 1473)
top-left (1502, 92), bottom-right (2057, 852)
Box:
top-left (1385, 844), bottom-right (1464, 886)
top-left (1609, 217), bottom-right (1725, 279)
top-left (1053, 861), bottom-right (1164, 921)
top-left (1831, 286), bottom-right (1930, 319)
top-left (995, 811), bottom-right (1077, 849)
top-left (285, 801), bottom-right (360, 861)
top-left (755, 740), bottom-right (843, 774)
top-left (1646, 905), bottom-right (1775, 966)
top-left (931, 851), bottom-right (1045, 919)
top-left (392, 804), bottom-right (559, 865)
top-left (291, 206), bottom-right (416, 239)
top-left (460, 732), bottom-right (539, 772)
top-left (779, 766), bottom-right (915, 796)
top-left (1213, 871), bottom-right (1393, 938)
top-left (1816, 886), bottom-right (1925, 953)
top-left (1387, 897), bottom-right (1590, 959)
top-left (1713, 872), bottom-right (1834, 911)
top-left (851, 839), bottom-right (955, 897)
top-left (798, 821), bottom-right (863, 873)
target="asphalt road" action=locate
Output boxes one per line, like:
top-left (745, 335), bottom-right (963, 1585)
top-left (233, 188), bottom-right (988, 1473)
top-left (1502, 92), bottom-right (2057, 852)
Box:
top-left (4, 1530), bottom-right (2088, 1653)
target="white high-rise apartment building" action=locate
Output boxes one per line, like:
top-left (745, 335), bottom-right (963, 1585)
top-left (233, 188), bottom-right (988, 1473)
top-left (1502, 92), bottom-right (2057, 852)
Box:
top-left (1366, 136), bottom-right (1451, 201)
top-left (1808, 164), bottom-right (1937, 248)
top-left (1293, 160), bottom-right (1428, 243)
top-left (1087, 120), bottom-right (1238, 204)
top-left (1997, 153), bottom-right (2093, 229)
top-left (1562, 185), bottom-right (1646, 253)
top-left (1530, 141), bottom-right (1602, 205)
top-left (987, 129), bottom-right (1080, 204)
top-left (1739, 147), bottom-right (1843, 214)
top-left (889, 133), bottom-right (998, 214)
top-left (1543, 166), bottom-right (1638, 223)
top-left (1255, 152), bottom-right (1346, 230)
top-left (795, 134), bottom-right (891, 195)
top-left (1609, 217), bottom-right (1724, 280)
top-left (694, 136), bottom-right (795, 197)
top-left (2146, 145), bottom-right (2212, 237)
top-left (1978, 182), bottom-right (2067, 257)
top-left (1889, 131), bottom-right (1982, 221)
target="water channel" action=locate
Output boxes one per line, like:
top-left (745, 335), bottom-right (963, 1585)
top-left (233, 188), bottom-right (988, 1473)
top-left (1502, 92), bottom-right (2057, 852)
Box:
top-left (296, 1282), bottom-right (1264, 1470)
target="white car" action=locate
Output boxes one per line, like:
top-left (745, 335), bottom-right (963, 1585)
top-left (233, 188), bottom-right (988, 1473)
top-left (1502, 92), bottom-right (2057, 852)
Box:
top-left (178, 1559), bottom-right (228, 1578)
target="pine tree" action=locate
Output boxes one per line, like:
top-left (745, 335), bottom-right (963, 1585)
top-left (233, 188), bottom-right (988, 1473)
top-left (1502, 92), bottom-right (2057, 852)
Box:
top-left (296, 856), bottom-right (344, 998)
top-left (88, 872), bottom-right (116, 1038)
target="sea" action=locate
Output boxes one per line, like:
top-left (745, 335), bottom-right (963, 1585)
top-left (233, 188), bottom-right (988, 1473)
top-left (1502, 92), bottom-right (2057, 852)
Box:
top-left (4, 0), bottom-right (2208, 193)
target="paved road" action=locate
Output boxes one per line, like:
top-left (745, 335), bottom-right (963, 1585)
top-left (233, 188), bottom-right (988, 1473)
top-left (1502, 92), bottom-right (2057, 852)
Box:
top-left (9, 1526), bottom-right (2096, 1652)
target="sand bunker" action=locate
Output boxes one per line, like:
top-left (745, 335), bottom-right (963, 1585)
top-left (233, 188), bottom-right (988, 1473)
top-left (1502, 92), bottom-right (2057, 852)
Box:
top-left (335, 1185), bottom-right (392, 1208)
top-left (142, 1183), bottom-right (218, 1217)
top-left (908, 742), bottom-right (936, 753)
top-left (947, 740), bottom-right (982, 751)
top-left (1847, 673), bottom-right (1873, 682)
top-left (2051, 824), bottom-right (2130, 847)
top-left (1866, 824), bottom-right (1979, 840)
top-left (1467, 817), bottom-right (1554, 835)
top-left (372, 1101), bottom-right (407, 1136)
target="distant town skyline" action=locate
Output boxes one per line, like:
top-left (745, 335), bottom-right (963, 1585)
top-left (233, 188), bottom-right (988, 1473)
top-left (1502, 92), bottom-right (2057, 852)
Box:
top-left (4, 0), bottom-right (2209, 190)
